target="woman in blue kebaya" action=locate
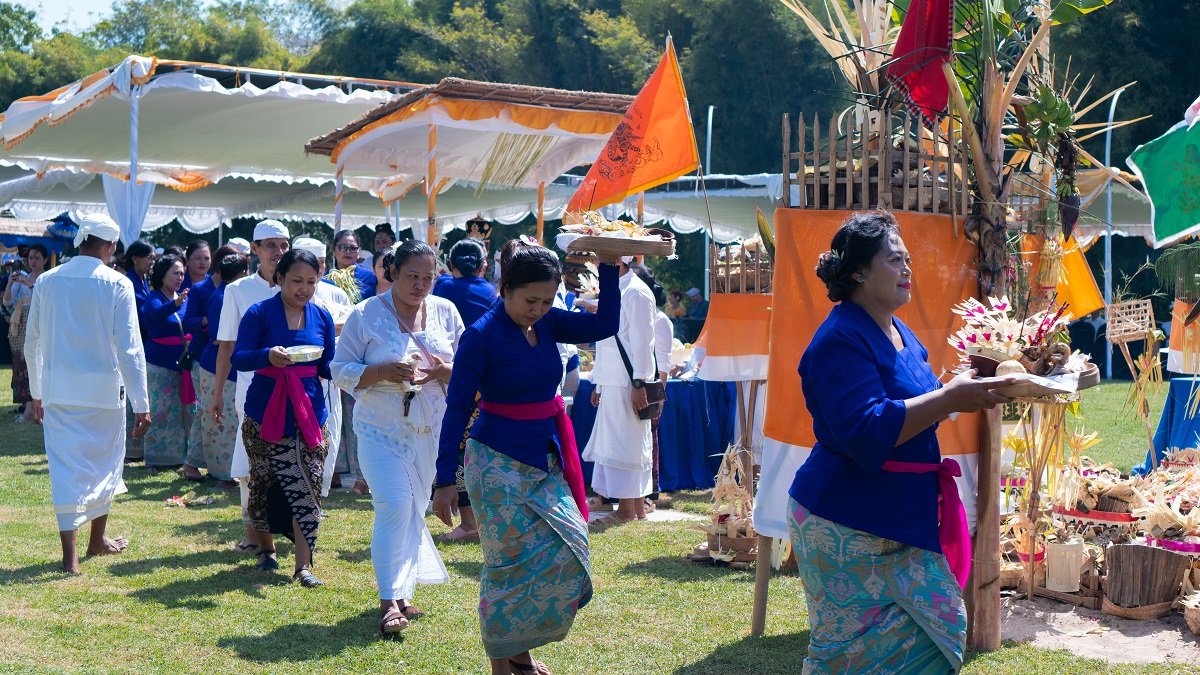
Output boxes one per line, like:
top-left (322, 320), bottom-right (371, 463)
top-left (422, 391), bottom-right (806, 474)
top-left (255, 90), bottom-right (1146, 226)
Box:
top-left (434, 244), bottom-right (622, 675)
top-left (330, 229), bottom-right (378, 300)
top-left (233, 249), bottom-right (336, 588)
top-left (433, 238), bottom-right (498, 329)
top-left (142, 254), bottom-right (195, 470)
top-left (789, 211), bottom-right (1014, 674)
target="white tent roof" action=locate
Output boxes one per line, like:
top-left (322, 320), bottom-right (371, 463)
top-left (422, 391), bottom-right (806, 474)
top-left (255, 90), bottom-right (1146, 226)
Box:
top-left (0, 165), bottom-right (775, 243)
top-left (0, 56), bottom-right (413, 195)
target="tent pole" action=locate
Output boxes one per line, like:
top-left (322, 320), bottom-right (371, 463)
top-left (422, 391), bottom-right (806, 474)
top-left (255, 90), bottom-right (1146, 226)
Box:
top-left (536, 181), bottom-right (546, 244)
top-left (427, 124), bottom-right (438, 246)
top-left (333, 162), bottom-right (345, 232)
top-left (1103, 88), bottom-right (1125, 380)
top-left (127, 85), bottom-right (140, 246)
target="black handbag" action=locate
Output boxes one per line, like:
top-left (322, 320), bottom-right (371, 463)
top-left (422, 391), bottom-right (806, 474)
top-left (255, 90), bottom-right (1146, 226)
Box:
top-left (615, 337), bottom-right (665, 421)
top-left (174, 313), bottom-right (194, 371)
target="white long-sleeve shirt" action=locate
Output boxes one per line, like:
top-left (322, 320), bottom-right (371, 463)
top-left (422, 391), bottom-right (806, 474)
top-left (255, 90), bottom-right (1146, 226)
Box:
top-left (654, 309), bottom-right (672, 377)
top-left (25, 256), bottom-right (149, 412)
top-left (591, 270), bottom-right (657, 386)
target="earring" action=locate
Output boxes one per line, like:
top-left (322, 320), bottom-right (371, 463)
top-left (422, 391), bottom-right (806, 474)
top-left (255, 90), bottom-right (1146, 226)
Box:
top-left (855, 275), bottom-right (865, 283)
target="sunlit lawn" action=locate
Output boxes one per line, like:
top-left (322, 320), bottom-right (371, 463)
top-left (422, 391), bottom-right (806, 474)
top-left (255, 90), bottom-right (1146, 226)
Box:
top-left (0, 367), bottom-right (1179, 673)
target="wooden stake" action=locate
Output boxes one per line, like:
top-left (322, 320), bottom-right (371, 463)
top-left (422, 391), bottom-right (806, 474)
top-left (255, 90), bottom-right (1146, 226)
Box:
top-left (970, 406), bottom-right (1003, 650)
top-left (798, 115), bottom-right (808, 208)
top-left (812, 113), bottom-right (822, 210)
top-left (782, 113), bottom-right (792, 209)
top-left (427, 124), bottom-right (438, 245)
top-left (751, 535), bottom-right (773, 636)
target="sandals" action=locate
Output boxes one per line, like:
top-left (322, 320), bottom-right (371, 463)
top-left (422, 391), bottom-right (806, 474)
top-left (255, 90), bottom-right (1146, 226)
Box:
top-left (182, 464), bottom-right (204, 481)
top-left (235, 541), bottom-right (260, 555)
top-left (293, 568), bottom-right (323, 588)
top-left (399, 602), bottom-right (424, 620)
top-left (379, 607), bottom-right (408, 637)
top-left (350, 479), bottom-right (370, 495)
top-left (255, 550), bottom-right (279, 571)
top-left (509, 658), bottom-right (551, 675)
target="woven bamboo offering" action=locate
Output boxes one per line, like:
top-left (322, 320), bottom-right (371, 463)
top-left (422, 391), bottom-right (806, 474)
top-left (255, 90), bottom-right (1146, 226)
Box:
top-left (694, 443), bottom-right (757, 565)
top-left (711, 237), bottom-right (772, 294)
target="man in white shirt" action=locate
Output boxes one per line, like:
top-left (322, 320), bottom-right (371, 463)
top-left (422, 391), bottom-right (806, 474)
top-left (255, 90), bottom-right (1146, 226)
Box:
top-left (583, 256), bottom-right (658, 525)
top-left (25, 214), bottom-right (151, 574)
top-left (208, 219), bottom-right (289, 551)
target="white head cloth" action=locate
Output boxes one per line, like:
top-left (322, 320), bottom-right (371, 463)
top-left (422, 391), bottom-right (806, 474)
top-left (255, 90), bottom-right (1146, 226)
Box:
top-left (292, 237), bottom-right (326, 259)
top-left (252, 219), bottom-right (289, 241)
top-left (73, 214), bottom-right (121, 247)
top-left (227, 237), bottom-right (252, 254)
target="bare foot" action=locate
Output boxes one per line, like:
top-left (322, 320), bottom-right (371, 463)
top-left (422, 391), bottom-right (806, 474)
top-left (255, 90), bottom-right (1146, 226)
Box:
top-left (441, 526), bottom-right (479, 542)
top-left (86, 536), bottom-right (128, 557)
top-left (61, 561), bottom-right (80, 575)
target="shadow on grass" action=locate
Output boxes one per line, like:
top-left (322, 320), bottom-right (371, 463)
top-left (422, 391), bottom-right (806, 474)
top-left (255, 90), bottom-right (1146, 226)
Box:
top-left (106, 549), bottom-right (281, 610)
top-left (674, 632), bottom-right (811, 674)
top-left (619, 555), bottom-right (754, 582)
top-left (0, 560), bottom-right (74, 585)
top-left (217, 609), bottom-right (380, 662)
top-left (331, 547), bottom-right (371, 564)
top-left (170, 517), bottom-right (248, 546)
top-left (445, 560), bottom-right (483, 579)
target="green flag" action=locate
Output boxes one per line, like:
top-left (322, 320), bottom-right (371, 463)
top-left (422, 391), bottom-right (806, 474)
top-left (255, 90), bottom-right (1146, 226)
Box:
top-left (1128, 98), bottom-right (1200, 248)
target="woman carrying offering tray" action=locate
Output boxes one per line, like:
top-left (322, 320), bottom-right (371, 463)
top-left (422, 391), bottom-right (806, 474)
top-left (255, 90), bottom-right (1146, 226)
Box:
top-left (232, 249), bottom-right (336, 588)
top-left (788, 211), bottom-right (1015, 673)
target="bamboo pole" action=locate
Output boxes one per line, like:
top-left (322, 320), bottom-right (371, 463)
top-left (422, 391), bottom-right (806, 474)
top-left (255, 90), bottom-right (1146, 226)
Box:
top-left (828, 115), bottom-right (837, 208)
top-left (536, 181), bottom-right (547, 243)
top-left (845, 116), bottom-right (854, 209)
top-left (880, 115), bottom-right (892, 209)
top-left (798, 115), bottom-right (808, 208)
top-left (751, 534), bottom-right (773, 636)
top-left (902, 113), bottom-right (912, 211)
top-left (859, 115), bottom-right (869, 209)
top-left (782, 113), bottom-right (792, 208)
top-left (970, 406), bottom-right (1003, 650)
top-left (812, 113), bottom-right (822, 210)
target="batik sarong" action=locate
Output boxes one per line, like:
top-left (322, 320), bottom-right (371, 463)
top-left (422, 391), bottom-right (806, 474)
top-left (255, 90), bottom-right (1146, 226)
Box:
top-left (788, 498), bottom-right (966, 674)
top-left (8, 302), bottom-right (31, 405)
top-left (465, 439), bottom-right (591, 659)
top-left (144, 364), bottom-right (194, 467)
top-left (188, 366), bottom-right (237, 480)
top-left (242, 417), bottom-right (328, 556)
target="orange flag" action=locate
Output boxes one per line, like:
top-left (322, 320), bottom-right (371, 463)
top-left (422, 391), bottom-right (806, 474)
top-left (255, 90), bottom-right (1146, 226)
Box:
top-left (566, 37), bottom-right (699, 213)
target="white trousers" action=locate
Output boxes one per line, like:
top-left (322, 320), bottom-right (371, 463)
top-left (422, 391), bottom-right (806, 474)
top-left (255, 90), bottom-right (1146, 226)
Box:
top-left (584, 384), bottom-right (653, 499)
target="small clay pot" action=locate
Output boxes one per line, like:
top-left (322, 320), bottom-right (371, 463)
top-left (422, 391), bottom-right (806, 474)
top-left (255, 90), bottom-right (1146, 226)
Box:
top-left (968, 354), bottom-right (1000, 378)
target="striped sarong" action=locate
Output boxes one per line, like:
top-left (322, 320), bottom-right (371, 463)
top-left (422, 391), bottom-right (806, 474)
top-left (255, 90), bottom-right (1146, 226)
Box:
top-left (465, 439), bottom-right (591, 659)
top-left (788, 498), bottom-right (965, 674)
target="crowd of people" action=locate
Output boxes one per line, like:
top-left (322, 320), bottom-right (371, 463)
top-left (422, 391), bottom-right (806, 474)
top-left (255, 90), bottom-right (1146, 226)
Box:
top-left (16, 209), bottom-right (1002, 673)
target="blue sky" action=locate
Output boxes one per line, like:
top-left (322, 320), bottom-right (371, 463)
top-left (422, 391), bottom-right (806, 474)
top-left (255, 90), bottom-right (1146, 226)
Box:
top-left (15, 0), bottom-right (215, 33)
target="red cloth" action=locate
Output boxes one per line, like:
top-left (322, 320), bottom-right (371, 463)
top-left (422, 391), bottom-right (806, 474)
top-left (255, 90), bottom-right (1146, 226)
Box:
top-left (882, 458), bottom-right (970, 589)
top-left (254, 365), bottom-right (323, 448)
top-left (887, 0), bottom-right (953, 124)
top-left (150, 335), bottom-right (196, 405)
top-left (478, 397), bottom-right (589, 521)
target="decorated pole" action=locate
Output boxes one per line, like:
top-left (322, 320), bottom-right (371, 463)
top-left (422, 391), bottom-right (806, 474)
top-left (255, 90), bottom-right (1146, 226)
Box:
top-left (427, 124), bottom-right (438, 245)
top-left (333, 161), bottom-right (345, 232)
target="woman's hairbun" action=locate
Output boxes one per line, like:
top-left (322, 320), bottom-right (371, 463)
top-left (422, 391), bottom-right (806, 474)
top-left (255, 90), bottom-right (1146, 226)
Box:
top-left (817, 210), bottom-right (899, 302)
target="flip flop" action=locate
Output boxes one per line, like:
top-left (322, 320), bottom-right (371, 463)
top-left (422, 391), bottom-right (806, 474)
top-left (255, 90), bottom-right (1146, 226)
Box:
top-left (234, 542), bottom-right (260, 555)
top-left (441, 528), bottom-right (479, 543)
top-left (379, 608), bottom-right (408, 637)
top-left (293, 568), bottom-right (323, 588)
top-left (509, 658), bottom-right (552, 675)
top-left (256, 551), bottom-right (279, 571)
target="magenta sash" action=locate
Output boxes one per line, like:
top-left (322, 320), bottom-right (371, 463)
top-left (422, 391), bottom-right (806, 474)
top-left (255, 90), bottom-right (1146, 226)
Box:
top-left (150, 335), bottom-right (196, 405)
top-left (478, 396), bottom-right (588, 521)
top-left (254, 365), bottom-right (323, 448)
top-left (881, 458), bottom-right (970, 589)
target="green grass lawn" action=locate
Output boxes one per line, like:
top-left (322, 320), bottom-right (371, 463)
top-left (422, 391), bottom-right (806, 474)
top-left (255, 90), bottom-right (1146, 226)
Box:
top-left (1077, 381), bottom-right (1169, 470)
top-left (0, 367), bottom-right (1181, 673)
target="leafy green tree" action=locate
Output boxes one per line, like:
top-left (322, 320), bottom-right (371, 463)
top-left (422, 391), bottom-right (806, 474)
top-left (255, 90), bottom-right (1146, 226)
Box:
top-left (0, 2), bottom-right (41, 52)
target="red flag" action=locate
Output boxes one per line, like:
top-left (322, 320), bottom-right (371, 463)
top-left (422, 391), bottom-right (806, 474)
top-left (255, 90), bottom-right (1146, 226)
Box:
top-left (567, 38), bottom-right (699, 213)
top-left (887, 0), bottom-right (954, 125)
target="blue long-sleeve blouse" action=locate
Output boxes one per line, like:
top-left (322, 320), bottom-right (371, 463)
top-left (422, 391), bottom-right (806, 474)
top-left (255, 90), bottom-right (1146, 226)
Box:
top-left (432, 275), bottom-right (499, 328)
top-left (142, 290), bottom-right (189, 371)
top-left (182, 276), bottom-right (216, 358)
top-left (435, 263), bottom-right (621, 486)
top-left (789, 300), bottom-right (945, 553)
top-left (198, 286), bottom-right (234, 381)
top-left (232, 295), bottom-right (335, 438)
top-left (126, 268), bottom-right (149, 335)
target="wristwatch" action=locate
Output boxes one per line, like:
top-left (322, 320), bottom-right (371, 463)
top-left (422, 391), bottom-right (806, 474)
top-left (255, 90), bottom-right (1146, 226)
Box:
top-left (631, 379), bottom-right (646, 389)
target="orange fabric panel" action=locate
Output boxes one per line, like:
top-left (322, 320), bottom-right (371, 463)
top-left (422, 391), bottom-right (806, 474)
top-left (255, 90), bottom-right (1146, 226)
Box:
top-left (700, 294), bottom-right (772, 357)
top-left (566, 38), bottom-right (699, 212)
top-left (763, 209), bottom-right (982, 455)
top-left (1021, 234), bottom-right (1105, 318)
top-left (1171, 300), bottom-right (1200, 368)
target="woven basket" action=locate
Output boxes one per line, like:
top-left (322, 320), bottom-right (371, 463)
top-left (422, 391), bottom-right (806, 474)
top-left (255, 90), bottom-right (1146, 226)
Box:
top-left (1101, 596), bottom-right (1175, 620)
top-left (1107, 299), bottom-right (1156, 345)
top-left (708, 532), bottom-right (756, 553)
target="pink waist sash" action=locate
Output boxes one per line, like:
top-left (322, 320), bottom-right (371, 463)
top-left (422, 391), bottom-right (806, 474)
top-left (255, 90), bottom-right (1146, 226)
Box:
top-left (254, 365), bottom-right (323, 448)
top-left (478, 396), bottom-right (588, 521)
top-left (150, 334), bottom-right (195, 405)
top-left (881, 458), bottom-right (970, 589)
